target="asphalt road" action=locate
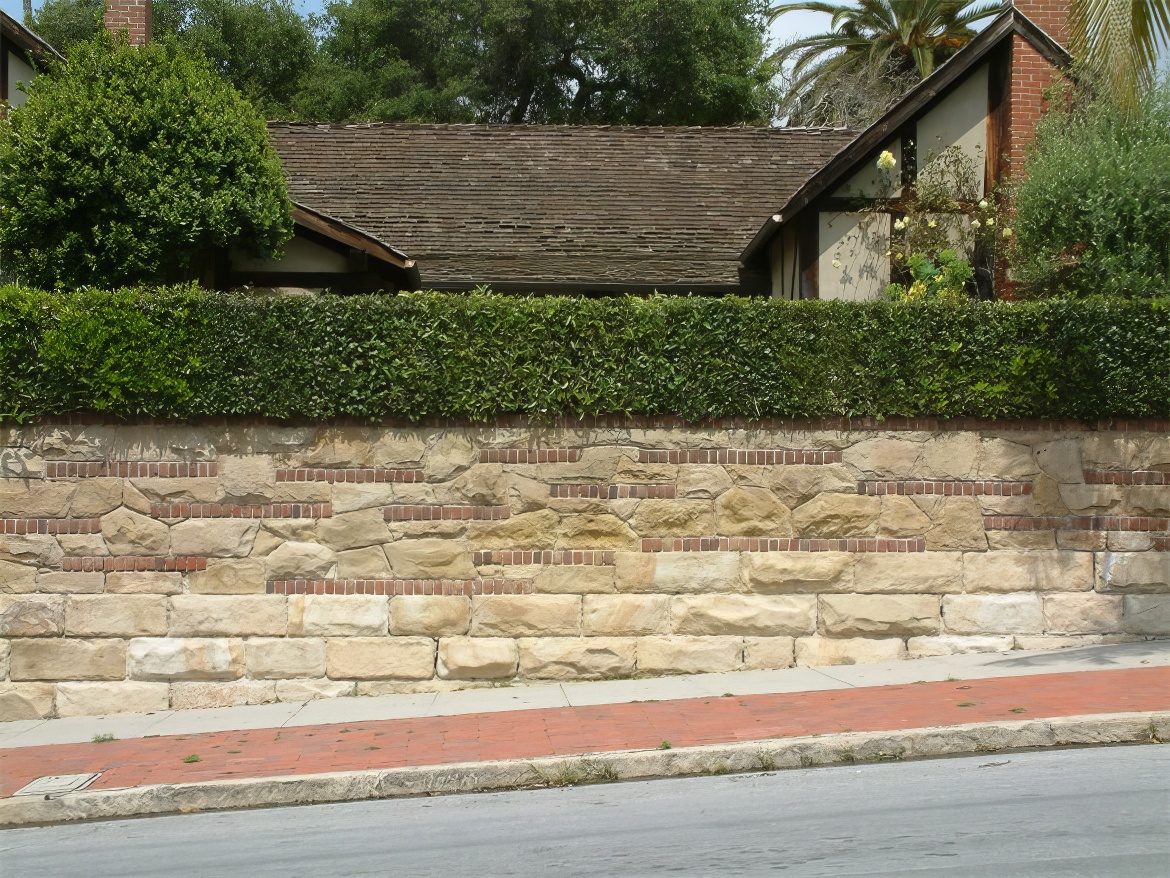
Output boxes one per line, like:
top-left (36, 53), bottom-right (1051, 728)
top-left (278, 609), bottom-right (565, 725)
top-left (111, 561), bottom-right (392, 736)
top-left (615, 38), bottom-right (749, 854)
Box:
top-left (2, 746), bottom-right (1167, 877)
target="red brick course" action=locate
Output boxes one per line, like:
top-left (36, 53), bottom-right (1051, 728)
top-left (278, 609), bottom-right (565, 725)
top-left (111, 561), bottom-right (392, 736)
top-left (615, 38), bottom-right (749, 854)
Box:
top-left (265, 578), bottom-right (532, 595)
top-left (0, 518), bottom-right (102, 535)
top-left (45, 461), bottom-right (216, 479)
top-left (151, 503), bottom-right (332, 519)
top-left (550, 483), bottom-right (676, 499)
top-left (638, 449), bottom-right (841, 465)
top-left (984, 515), bottom-right (1170, 532)
top-left (275, 468), bottom-right (425, 484)
top-left (642, 537), bottom-right (927, 553)
top-left (478, 448), bottom-right (583, 464)
top-left (1082, 469), bottom-right (1170, 486)
top-left (384, 505), bottom-right (511, 521)
top-left (473, 549), bottom-right (617, 566)
top-left (61, 556), bottom-right (207, 572)
top-left (858, 480), bottom-right (1032, 496)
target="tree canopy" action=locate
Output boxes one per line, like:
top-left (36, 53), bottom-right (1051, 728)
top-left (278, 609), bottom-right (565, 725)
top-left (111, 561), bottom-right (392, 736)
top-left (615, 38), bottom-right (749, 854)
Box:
top-left (0, 34), bottom-right (291, 289)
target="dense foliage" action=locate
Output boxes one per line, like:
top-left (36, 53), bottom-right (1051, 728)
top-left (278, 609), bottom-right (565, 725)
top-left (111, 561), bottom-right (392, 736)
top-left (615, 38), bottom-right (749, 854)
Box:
top-left (2, 288), bottom-right (1166, 422)
top-left (1011, 79), bottom-right (1170, 299)
top-left (0, 35), bottom-right (292, 289)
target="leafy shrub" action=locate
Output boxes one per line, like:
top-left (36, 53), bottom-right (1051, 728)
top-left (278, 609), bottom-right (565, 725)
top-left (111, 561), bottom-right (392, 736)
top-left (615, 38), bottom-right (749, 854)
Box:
top-left (885, 250), bottom-right (973, 302)
top-left (2, 288), bottom-right (1167, 423)
top-left (1011, 78), bottom-right (1170, 298)
top-left (0, 33), bottom-right (291, 289)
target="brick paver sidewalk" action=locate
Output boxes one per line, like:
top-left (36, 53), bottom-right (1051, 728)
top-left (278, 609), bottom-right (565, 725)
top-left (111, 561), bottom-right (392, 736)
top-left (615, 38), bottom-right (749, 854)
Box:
top-left (3, 666), bottom-right (1167, 798)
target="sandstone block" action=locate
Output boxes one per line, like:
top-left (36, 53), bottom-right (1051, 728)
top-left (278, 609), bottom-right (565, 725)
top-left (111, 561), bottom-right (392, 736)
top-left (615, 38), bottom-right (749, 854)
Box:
top-left (265, 541), bottom-right (338, 581)
top-left (636, 635), bottom-right (742, 675)
top-left (943, 594), bottom-right (1044, 635)
top-left (326, 637), bottom-right (436, 680)
top-left (557, 514), bottom-right (640, 550)
top-left (100, 507), bottom-right (169, 555)
top-left (988, 530), bottom-right (1058, 551)
top-left (792, 493), bottom-right (880, 538)
top-left (56, 681), bottom-right (169, 717)
top-left (1126, 487), bottom-right (1170, 516)
top-left (10, 638), bottom-right (126, 681)
top-left (616, 552), bottom-right (741, 594)
top-left (519, 637), bottom-right (635, 680)
top-left (331, 482), bottom-right (419, 514)
top-left (713, 487), bottom-right (792, 537)
top-left (676, 465), bottom-right (732, 499)
top-left (246, 637), bottom-right (327, 679)
top-left (171, 680), bottom-right (276, 710)
top-left (583, 595), bottom-right (671, 636)
top-left (65, 595), bottom-right (167, 637)
top-left (130, 477), bottom-right (220, 505)
top-left (317, 509), bottom-right (392, 551)
top-left (1096, 553), bottom-right (1169, 593)
top-left (0, 639), bottom-right (7, 678)
top-left (0, 559), bottom-right (36, 594)
top-left (906, 634), bottom-right (1014, 657)
top-left (818, 594), bottom-right (940, 637)
top-left (1059, 484), bottom-right (1119, 513)
top-left (630, 500), bottom-right (715, 538)
top-left (218, 454), bottom-right (277, 500)
top-left (531, 566), bottom-right (616, 594)
top-left (740, 552), bottom-right (853, 594)
top-left (0, 682), bottom-right (55, 720)
top-left (289, 595), bottom-right (388, 636)
top-left (764, 464), bottom-right (857, 508)
top-left (963, 551), bottom-right (1093, 594)
top-left (56, 533), bottom-right (110, 556)
top-left (437, 637), bottom-right (519, 679)
top-left (70, 479), bottom-right (125, 517)
top-left (169, 519), bottom-right (259, 558)
top-left (673, 594), bottom-right (816, 637)
top-left (878, 496), bottom-right (932, 538)
top-left (470, 595), bottom-right (581, 637)
top-left (919, 433), bottom-right (980, 479)
top-left (852, 553), bottom-right (963, 593)
top-left (0, 479), bottom-right (74, 517)
top-left (1034, 440), bottom-right (1083, 484)
top-left (1043, 593), bottom-right (1124, 635)
top-left (188, 559), bottom-right (266, 595)
top-left (297, 429), bottom-right (426, 468)
top-left (925, 498), bottom-right (987, 551)
top-left (35, 572), bottom-right (105, 594)
top-left (390, 596), bottom-right (469, 636)
top-left (975, 438), bottom-right (1038, 480)
top-left (0, 448), bottom-right (43, 478)
top-left (128, 638), bottom-right (243, 681)
top-left (0, 595), bottom-right (64, 636)
top-left (794, 636), bottom-right (907, 666)
top-left (1122, 595), bottom-right (1170, 635)
top-left (423, 431), bottom-right (475, 481)
top-left (467, 510), bottom-right (559, 549)
top-left (1014, 634), bottom-right (1139, 650)
top-left (337, 546), bottom-right (393, 580)
top-left (169, 595), bottom-right (287, 637)
top-left (275, 679), bottom-right (356, 701)
top-left (841, 437), bottom-right (922, 478)
top-left (1, 534), bottom-right (63, 567)
top-left (385, 539), bottom-right (477, 579)
top-left (742, 636), bottom-right (796, 670)
top-left (1106, 532), bottom-right (1153, 552)
top-left (104, 572), bottom-right (182, 594)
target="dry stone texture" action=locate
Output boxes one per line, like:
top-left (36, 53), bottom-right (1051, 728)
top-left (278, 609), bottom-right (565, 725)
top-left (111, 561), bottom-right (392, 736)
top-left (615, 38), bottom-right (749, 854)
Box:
top-left (128, 638), bottom-right (244, 681)
top-left (519, 637), bottom-right (635, 679)
top-left (390, 596), bottom-right (469, 636)
top-left (437, 637), bottom-right (519, 679)
top-left (326, 637), bottom-right (436, 680)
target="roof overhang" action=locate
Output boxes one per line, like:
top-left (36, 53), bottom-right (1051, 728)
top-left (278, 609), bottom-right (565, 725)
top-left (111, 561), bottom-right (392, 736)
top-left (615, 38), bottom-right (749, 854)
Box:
top-left (739, 8), bottom-right (1071, 267)
top-left (291, 202), bottom-right (420, 288)
top-left (1, 10), bottom-right (65, 63)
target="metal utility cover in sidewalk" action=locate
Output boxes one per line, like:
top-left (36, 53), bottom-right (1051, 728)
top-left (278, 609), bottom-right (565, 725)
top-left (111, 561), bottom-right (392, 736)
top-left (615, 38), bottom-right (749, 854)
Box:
top-left (13, 774), bottom-right (102, 797)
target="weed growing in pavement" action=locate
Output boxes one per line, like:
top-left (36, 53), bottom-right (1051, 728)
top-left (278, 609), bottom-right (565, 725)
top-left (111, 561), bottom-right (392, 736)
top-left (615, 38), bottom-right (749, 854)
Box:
top-left (183, 754), bottom-right (201, 763)
top-left (227, 749), bottom-right (242, 754)
top-left (658, 741), bottom-right (672, 750)
top-left (92, 733), bottom-right (115, 743)
top-left (528, 758), bottom-right (618, 787)
top-left (1009, 707), bottom-right (1028, 714)
top-left (756, 751), bottom-right (778, 771)
top-left (957, 702), bottom-right (976, 707)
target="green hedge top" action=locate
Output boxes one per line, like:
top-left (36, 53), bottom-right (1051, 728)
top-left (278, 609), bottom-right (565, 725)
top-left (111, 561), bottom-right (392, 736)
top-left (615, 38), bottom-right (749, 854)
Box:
top-left (2, 287), bottom-right (1167, 422)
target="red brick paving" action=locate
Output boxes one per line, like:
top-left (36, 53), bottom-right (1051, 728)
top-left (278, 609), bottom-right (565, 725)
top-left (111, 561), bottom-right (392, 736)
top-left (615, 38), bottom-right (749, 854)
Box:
top-left (2, 667), bottom-right (1166, 798)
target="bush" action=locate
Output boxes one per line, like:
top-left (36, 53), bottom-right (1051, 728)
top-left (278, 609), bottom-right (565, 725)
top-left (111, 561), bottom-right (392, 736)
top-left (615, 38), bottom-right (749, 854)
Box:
top-left (2, 288), bottom-right (1167, 423)
top-left (1011, 78), bottom-right (1170, 298)
top-left (0, 34), bottom-right (291, 289)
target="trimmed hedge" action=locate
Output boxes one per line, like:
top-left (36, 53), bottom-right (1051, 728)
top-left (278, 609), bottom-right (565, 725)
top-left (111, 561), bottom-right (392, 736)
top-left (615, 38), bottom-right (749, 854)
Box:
top-left (2, 287), bottom-right (1168, 422)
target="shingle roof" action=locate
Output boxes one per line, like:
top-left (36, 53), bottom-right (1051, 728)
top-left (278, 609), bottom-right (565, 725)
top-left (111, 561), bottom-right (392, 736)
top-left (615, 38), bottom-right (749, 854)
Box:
top-left (268, 123), bottom-right (856, 291)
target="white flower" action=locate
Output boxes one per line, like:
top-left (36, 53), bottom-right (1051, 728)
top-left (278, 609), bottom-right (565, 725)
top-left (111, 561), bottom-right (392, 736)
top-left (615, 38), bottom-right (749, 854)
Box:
top-left (876, 150), bottom-right (897, 170)
top-left (893, 218), bottom-right (906, 231)
top-left (971, 219), bottom-right (981, 229)
top-left (978, 199), bottom-right (988, 210)
top-left (1002, 227), bottom-right (1013, 238)
top-left (832, 259), bottom-right (842, 269)
top-left (986, 217), bottom-right (995, 226)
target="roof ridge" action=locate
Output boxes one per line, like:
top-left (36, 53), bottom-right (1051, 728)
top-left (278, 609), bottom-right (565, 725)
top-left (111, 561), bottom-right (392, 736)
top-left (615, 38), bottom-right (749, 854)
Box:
top-left (266, 121), bottom-right (857, 135)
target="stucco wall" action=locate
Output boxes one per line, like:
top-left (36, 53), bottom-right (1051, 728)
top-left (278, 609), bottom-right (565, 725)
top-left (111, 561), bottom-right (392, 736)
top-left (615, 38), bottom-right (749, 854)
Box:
top-left (1, 419), bottom-right (1167, 719)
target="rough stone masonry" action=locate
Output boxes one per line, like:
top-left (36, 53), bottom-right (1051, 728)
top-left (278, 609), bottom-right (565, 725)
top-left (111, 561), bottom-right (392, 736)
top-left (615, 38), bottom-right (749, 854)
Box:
top-left (1, 417), bottom-right (1167, 719)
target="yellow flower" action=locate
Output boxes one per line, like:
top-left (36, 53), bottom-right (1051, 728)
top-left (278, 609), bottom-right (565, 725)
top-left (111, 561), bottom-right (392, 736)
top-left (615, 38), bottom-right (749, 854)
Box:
top-left (928, 219), bottom-right (937, 229)
top-left (1002, 227), bottom-right (1013, 238)
top-left (876, 150), bottom-right (897, 171)
top-left (971, 219), bottom-right (981, 229)
top-left (986, 217), bottom-right (995, 226)
top-left (832, 259), bottom-right (842, 269)
top-left (978, 199), bottom-right (988, 210)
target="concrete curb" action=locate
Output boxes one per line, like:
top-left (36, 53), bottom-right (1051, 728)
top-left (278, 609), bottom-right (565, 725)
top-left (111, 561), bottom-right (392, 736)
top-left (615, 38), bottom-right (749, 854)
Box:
top-left (2, 711), bottom-right (1166, 828)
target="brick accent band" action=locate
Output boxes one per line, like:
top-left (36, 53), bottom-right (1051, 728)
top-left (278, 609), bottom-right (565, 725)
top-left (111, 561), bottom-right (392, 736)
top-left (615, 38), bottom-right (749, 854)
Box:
top-left (384, 505), bottom-right (511, 522)
top-left (1082, 470), bottom-right (1170, 486)
top-left (275, 468), bottom-right (425, 484)
top-left (638, 449), bottom-right (841, 465)
top-left (984, 515), bottom-right (1170, 533)
top-left (858, 480), bottom-right (1032, 496)
top-left (473, 549), bottom-right (616, 566)
top-left (62, 556), bottom-right (208, 572)
top-left (0, 518), bottom-right (102, 535)
top-left (478, 448), bottom-right (582, 464)
top-left (152, 503), bottom-right (332, 519)
top-left (45, 461), bottom-right (216, 479)
top-left (642, 537), bottom-right (927, 553)
top-left (265, 578), bottom-right (533, 595)
top-left (550, 484), bottom-right (677, 499)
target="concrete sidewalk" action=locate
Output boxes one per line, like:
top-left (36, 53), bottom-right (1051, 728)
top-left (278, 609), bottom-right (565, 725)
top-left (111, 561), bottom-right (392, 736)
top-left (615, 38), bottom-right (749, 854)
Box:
top-left (1, 641), bottom-right (1167, 827)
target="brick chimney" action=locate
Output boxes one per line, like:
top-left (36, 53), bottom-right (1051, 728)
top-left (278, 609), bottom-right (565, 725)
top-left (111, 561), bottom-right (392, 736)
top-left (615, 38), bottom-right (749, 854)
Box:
top-left (104, 0), bottom-right (152, 46)
top-left (1003, 0), bottom-right (1070, 178)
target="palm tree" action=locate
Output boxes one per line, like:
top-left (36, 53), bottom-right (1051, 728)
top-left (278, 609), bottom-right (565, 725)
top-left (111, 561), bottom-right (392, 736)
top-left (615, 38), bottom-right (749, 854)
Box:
top-left (768, 0), bottom-right (1002, 100)
top-left (1071, 0), bottom-right (1170, 109)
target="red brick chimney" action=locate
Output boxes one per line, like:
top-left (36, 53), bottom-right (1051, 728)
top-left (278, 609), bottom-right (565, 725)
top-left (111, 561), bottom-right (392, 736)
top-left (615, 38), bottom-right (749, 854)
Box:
top-left (1003, 0), bottom-right (1070, 178)
top-left (104, 0), bottom-right (152, 46)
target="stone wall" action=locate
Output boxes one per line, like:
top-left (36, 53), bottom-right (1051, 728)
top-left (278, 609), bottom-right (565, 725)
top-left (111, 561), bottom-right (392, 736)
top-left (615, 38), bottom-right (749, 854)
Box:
top-left (1, 418), bottom-right (1167, 719)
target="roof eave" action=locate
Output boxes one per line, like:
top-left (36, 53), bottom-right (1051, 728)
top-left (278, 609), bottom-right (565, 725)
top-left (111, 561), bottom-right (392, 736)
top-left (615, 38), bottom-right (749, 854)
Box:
top-left (739, 8), bottom-right (1071, 267)
top-left (291, 202), bottom-right (413, 270)
top-left (0, 10), bottom-right (65, 62)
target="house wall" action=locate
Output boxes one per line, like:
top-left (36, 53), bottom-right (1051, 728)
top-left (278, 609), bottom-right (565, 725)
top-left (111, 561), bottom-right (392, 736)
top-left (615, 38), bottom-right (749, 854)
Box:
top-left (832, 139), bottom-right (902, 199)
top-left (229, 235), bottom-right (350, 274)
top-left (768, 225), bottom-right (799, 300)
top-left (817, 212), bottom-right (890, 301)
top-left (916, 63), bottom-right (990, 194)
top-left (4, 50), bottom-right (35, 108)
top-left (2, 418), bottom-right (1166, 719)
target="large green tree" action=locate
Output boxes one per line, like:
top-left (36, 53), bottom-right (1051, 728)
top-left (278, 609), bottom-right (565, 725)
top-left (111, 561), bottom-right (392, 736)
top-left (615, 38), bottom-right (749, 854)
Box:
top-left (0, 34), bottom-right (291, 288)
top-left (1071, 0), bottom-right (1170, 109)
top-left (296, 0), bottom-right (779, 125)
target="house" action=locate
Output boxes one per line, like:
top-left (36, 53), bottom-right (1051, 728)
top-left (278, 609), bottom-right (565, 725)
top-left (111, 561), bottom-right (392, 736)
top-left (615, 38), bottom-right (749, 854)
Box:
top-left (61, 0), bottom-right (1075, 297)
top-left (1, 10), bottom-right (63, 113)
